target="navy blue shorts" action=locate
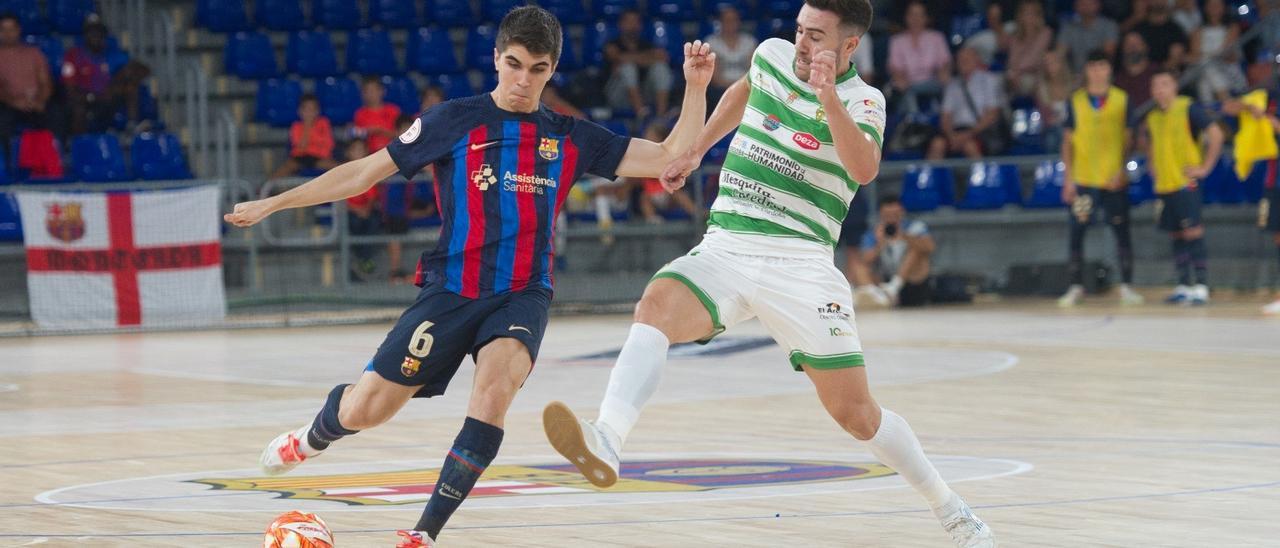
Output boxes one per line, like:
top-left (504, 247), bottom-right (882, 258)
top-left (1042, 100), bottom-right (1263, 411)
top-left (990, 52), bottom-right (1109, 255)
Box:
top-left (1157, 189), bottom-right (1203, 232)
top-left (365, 282), bottom-right (552, 398)
top-left (1069, 187), bottom-right (1130, 228)
top-left (1265, 186), bottom-right (1279, 232)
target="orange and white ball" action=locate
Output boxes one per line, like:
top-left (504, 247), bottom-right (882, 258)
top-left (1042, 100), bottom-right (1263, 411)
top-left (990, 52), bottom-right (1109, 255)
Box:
top-left (263, 511), bottom-right (334, 548)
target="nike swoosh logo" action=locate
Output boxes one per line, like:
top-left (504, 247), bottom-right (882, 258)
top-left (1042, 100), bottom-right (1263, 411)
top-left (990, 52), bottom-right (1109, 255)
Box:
top-left (470, 140), bottom-right (500, 151)
top-left (508, 325), bottom-right (532, 334)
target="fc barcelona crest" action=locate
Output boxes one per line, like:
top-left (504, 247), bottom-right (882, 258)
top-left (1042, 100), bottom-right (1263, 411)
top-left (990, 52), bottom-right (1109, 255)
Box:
top-left (401, 356), bottom-right (421, 377)
top-left (538, 138), bottom-right (560, 161)
top-left (45, 202), bottom-right (85, 242)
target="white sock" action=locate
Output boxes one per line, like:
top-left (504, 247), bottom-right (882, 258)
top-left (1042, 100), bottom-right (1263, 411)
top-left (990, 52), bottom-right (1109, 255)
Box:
top-left (887, 275), bottom-right (904, 294)
top-left (296, 424), bottom-right (324, 457)
top-left (595, 323), bottom-right (670, 447)
top-left (864, 408), bottom-right (957, 516)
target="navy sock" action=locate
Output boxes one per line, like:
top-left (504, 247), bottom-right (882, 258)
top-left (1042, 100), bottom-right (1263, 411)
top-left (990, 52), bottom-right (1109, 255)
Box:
top-left (1187, 238), bottom-right (1208, 285)
top-left (1173, 240), bottom-right (1192, 286)
top-left (416, 417), bottom-right (504, 539)
top-left (1068, 224), bottom-right (1086, 285)
top-left (1110, 221), bottom-right (1135, 284)
top-left (308, 384), bottom-right (358, 451)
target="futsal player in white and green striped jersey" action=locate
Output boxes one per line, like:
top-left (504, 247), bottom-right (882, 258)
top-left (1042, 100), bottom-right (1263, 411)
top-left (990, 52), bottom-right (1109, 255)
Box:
top-left (542, 1), bottom-right (996, 546)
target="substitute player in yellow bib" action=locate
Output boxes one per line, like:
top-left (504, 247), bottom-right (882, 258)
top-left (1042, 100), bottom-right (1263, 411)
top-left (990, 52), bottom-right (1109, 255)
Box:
top-left (541, 1), bottom-right (995, 546)
top-left (1059, 50), bottom-right (1144, 307)
top-left (1139, 71), bottom-right (1224, 305)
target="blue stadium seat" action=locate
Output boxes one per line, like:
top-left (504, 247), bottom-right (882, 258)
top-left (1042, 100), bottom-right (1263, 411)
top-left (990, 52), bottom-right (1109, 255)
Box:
top-left (131, 132), bottom-right (192, 180)
top-left (1, 0), bottom-right (48, 34)
top-left (594, 0), bottom-right (638, 22)
top-left (703, 0), bottom-right (738, 18)
top-left (1240, 159), bottom-right (1269, 203)
top-left (1008, 108), bottom-right (1045, 155)
top-left (111, 83), bottom-right (158, 130)
top-left (407, 27), bottom-right (460, 74)
top-left (756, 17), bottom-right (790, 42)
top-left (23, 35), bottom-right (63, 78)
top-left (949, 12), bottom-right (985, 47)
top-left (71, 133), bottom-right (129, 182)
top-left (433, 73), bottom-right (474, 99)
top-left (465, 25), bottom-right (497, 71)
top-left (647, 20), bottom-right (686, 68)
top-left (1025, 160), bottom-right (1065, 208)
top-left (583, 21), bottom-right (617, 67)
top-left (315, 76), bottom-right (360, 125)
top-left (650, 0), bottom-right (696, 21)
top-left (287, 30), bottom-right (340, 77)
top-left (382, 75), bottom-right (419, 115)
top-left (256, 78), bottom-right (304, 127)
top-left (901, 165), bottom-right (955, 212)
top-left (540, 0), bottom-right (588, 25)
top-left (1125, 157), bottom-right (1155, 205)
top-left (0, 194), bottom-right (21, 242)
top-left (197, 0), bottom-right (250, 32)
top-left (225, 32), bottom-right (279, 79)
top-left (48, 0), bottom-right (95, 34)
top-left (556, 26), bottom-right (581, 71)
top-left (312, 0), bottom-right (362, 30)
top-left (1201, 157), bottom-right (1243, 204)
top-left (957, 163), bottom-right (1013, 210)
top-left (762, 0), bottom-right (803, 18)
top-left (370, 0), bottom-right (419, 29)
top-left (347, 29), bottom-right (400, 75)
top-left (256, 0), bottom-right (308, 31)
top-left (480, 71), bottom-right (498, 93)
top-left (479, 0), bottom-right (517, 24)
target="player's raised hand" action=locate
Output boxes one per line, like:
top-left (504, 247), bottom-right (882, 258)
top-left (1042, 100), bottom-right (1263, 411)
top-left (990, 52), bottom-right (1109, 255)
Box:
top-left (683, 40), bottom-right (716, 89)
top-left (223, 199), bottom-right (275, 228)
top-left (808, 50), bottom-right (838, 102)
top-left (660, 152), bottom-right (699, 193)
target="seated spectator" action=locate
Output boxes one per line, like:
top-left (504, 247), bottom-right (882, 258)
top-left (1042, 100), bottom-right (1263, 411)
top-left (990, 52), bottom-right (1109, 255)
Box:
top-left (1001, 0), bottom-right (1054, 98)
top-left (928, 46), bottom-right (1006, 160)
top-left (887, 0), bottom-right (951, 113)
top-left (623, 123), bottom-right (701, 224)
top-left (1171, 0), bottom-right (1202, 34)
top-left (63, 19), bottom-right (148, 135)
top-left (1036, 50), bottom-right (1074, 152)
top-left (269, 94), bottom-right (335, 180)
top-left (705, 5), bottom-right (757, 104)
top-left (341, 139), bottom-right (380, 279)
top-left (418, 85), bottom-right (443, 115)
top-left (852, 194), bottom-right (936, 308)
top-left (348, 77), bottom-right (401, 233)
top-left (1114, 31), bottom-right (1158, 110)
top-left (962, 3), bottom-right (1004, 67)
top-left (384, 114), bottom-right (436, 284)
top-left (605, 10), bottom-right (673, 117)
top-left (0, 13), bottom-right (52, 168)
top-left (1133, 0), bottom-right (1189, 69)
top-left (1189, 0), bottom-right (1245, 103)
top-left (1056, 0), bottom-right (1120, 73)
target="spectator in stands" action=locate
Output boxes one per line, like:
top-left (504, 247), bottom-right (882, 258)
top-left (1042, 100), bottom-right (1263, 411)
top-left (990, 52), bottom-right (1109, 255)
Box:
top-left (852, 194), bottom-right (936, 307)
top-left (888, 0), bottom-right (951, 113)
top-left (1119, 0), bottom-right (1151, 33)
top-left (1114, 31), bottom-right (1158, 110)
top-left (1253, 0), bottom-right (1280, 56)
top-left (269, 94), bottom-right (335, 180)
top-left (1188, 0), bottom-right (1245, 103)
top-left (962, 3), bottom-right (1004, 66)
top-left (928, 46), bottom-right (1005, 160)
top-left (63, 20), bottom-right (121, 135)
top-left (1133, 0), bottom-right (1189, 69)
top-left (839, 191), bottom-right (873, 305)
top-left (384, 114), bottom-right (435, 284)
top-left (1056, 0), bottom-right (1120, 72)
top-left (341, 138), bottom-right (380, 279)
top-left (348, 77), bottom-right (400, 241)
top-left (1171, 0), bottom-right (1202, 34)
top-left (1001, 0), bottom-right (1054, 98)
top-left (605, 9), bottom-right (673, 118)
top-left (705, 5), bottom-right (757, 105)
top-left (0, 13), bottom-right (52, 168)
top-left (418, 85), bottom-right (443, 115)
top-left (542, 83), bottom-right (587, 118)
top-left (625, 122), bottom-right (701, 224)
top-left (1036, 50), bottom-right (1073, 152)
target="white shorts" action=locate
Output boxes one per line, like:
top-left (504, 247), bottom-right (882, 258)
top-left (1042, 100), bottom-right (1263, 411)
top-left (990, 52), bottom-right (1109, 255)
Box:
top-left (653, 244), bottom-right (864, 371)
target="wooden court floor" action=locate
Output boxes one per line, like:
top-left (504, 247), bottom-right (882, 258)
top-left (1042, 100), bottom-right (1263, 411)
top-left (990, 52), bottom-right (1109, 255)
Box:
top-left (1, 296), bottom-right (1277, 546)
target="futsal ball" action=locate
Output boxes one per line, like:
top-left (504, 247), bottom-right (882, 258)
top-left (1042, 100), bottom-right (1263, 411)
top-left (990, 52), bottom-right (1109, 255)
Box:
top-left (263, 511), bottom-right (334, 548)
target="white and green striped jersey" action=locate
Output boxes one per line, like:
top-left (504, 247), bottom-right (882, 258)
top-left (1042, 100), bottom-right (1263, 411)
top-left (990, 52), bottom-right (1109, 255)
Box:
top-left (704, 38), bottom-right (886, 258)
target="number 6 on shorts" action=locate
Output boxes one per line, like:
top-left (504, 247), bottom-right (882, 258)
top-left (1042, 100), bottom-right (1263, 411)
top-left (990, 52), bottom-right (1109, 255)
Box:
top-left (408, 321), bottom-right (435, 358)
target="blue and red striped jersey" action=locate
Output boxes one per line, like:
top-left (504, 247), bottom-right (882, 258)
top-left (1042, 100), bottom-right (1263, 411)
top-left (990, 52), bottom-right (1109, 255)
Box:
top-left (386, 94), bottom-right (630, 298)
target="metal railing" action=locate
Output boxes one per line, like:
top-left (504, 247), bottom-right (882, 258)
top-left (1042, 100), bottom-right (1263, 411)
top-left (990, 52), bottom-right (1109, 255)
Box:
top-left (185, 66), bottom-right (212, 176)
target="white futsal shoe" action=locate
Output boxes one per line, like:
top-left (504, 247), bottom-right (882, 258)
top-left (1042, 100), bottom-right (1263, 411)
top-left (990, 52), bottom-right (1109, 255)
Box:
top-left (543, 401), bottom-right (621, 487)
top-left (856, 285), bottom-right (892, 307)
top-left (937, 498), bottom-right (997, 548)
top-left (1118, 284), bottom-right (1145, 306)
top-left (1264, 299), bottom-right (1280, 315)
top-left (260, 425), bottom-right (317, 476)
top-left (1057, 284), bottom-right (1085, 308)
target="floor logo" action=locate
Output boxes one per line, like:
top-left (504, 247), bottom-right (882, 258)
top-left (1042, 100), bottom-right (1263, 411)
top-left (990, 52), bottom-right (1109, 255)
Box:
top-left (191, 459), bottom-right (894, 506)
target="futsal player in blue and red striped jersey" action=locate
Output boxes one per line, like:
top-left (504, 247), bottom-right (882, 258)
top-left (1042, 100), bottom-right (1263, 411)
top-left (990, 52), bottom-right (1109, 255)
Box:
top-left (224, 6), bottom-right (717, 546)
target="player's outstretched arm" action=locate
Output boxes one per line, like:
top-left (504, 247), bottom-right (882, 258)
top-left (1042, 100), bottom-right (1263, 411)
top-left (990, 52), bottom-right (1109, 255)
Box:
top-left (224, 149), bottom-right (399, 227)
top-left (659, 75), bottom-right (751, 192)
top-left (614, 41), bottom-right (715, 179)
top-left (810, 50), bottom-right (880, 185)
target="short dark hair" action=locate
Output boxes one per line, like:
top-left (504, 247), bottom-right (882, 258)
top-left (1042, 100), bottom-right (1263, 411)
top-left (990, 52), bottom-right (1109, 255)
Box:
top-left (300, 93), bottom-right (318, 105)
top-left (496, 6), bottom-right (562, 64)
top-left (805, 0), bottom-right (874, 36)
top-left (0, 12), bottom-right (20, 26)
top-left (1085, 49), bottom-right (1110, 64)
top-left (361, 75), bottom-right (383, 87)
top-left (878, 193), bottom-right (901, 207)
top-left (1151, 68), bottom-right (1178, 81)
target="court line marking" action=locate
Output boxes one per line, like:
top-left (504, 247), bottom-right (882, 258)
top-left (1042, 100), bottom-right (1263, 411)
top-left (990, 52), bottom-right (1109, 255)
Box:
top-left (0, 383), bottom-right (18, 394)
top-left (2, 479), bottom-right (1276, 539)
top-left (26, 452), bottom-right (1031, 513)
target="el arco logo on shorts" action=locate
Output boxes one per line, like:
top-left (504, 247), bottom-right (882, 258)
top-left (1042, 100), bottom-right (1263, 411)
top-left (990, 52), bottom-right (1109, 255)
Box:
top-left (792, 132), bottom-right (819, 150)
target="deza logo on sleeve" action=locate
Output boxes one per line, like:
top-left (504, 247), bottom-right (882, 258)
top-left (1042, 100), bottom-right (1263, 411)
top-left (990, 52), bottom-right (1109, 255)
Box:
top-left (792, 132), bottom-right (819, 150)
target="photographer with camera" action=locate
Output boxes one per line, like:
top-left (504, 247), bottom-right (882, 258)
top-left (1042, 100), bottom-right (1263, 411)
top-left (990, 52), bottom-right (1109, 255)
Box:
top-left (852, 194), bottom-right (936, 307)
